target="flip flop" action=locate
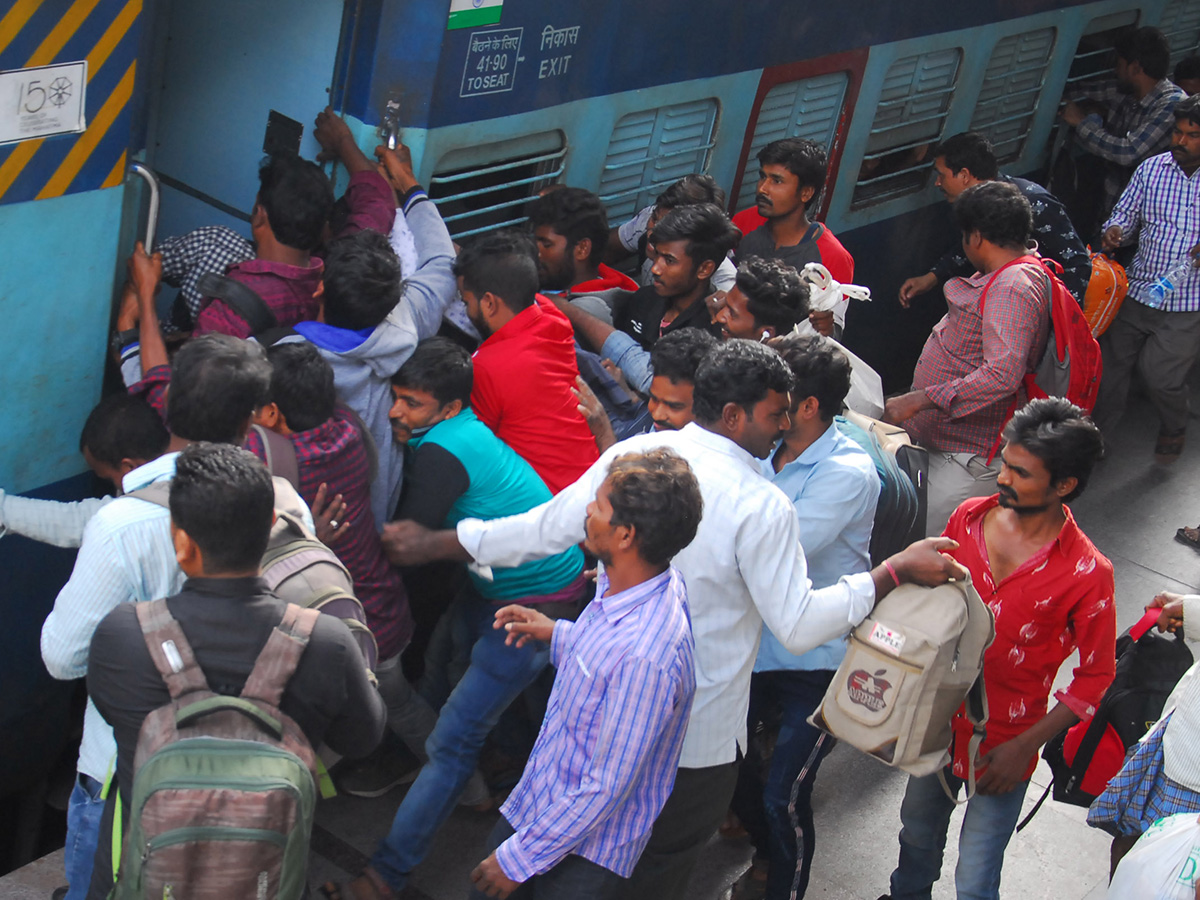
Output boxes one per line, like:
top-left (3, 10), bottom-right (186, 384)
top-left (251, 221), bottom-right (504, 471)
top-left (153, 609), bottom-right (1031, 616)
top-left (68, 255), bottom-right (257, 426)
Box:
top-left (1154, 429), bottom-right (1186, 464)
top-left (1175, 526), bottom-right (1200, 552)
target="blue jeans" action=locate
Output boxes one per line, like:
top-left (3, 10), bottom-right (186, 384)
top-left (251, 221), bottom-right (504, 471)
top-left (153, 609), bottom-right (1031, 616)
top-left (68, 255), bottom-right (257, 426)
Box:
top-left (371, 593), bottom-right (550, 890)
top-left (732, 669), bottom-right (835, 900)
top-left (65, 773), bottom-right (105, 900)
top-left (889, 768), bottom-right (1029, 900)
top-left (468, 817), bottom-right (624, 900)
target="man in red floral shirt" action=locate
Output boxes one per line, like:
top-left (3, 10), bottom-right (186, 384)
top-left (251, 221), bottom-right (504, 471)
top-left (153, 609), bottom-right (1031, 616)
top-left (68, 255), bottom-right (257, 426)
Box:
top-left (881, 398), bottom-right (1115, 900)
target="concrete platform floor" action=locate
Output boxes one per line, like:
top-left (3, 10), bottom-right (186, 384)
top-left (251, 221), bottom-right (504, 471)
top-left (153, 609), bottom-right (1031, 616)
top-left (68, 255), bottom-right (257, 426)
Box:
top-left (4, 379), bottom-right (1198, 900)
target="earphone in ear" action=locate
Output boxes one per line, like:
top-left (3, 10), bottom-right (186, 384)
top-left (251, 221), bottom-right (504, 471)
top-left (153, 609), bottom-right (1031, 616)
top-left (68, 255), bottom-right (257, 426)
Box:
top-left (760, 330), bottom-right (771, 342)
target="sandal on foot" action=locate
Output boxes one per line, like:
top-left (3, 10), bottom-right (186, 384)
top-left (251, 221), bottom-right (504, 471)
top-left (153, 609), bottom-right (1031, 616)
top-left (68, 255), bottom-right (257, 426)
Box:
top-left (1154, 429), bottom-right (1186, 464)
top-left (1175, 526), bottom-right (1200, 551)
top-left (321, 868), bottom-right (395, 900)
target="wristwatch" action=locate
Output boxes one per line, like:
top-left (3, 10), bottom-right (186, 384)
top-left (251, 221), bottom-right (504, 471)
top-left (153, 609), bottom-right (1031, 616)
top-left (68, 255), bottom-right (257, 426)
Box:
top-left (110, 327), bottom-right (140, 356)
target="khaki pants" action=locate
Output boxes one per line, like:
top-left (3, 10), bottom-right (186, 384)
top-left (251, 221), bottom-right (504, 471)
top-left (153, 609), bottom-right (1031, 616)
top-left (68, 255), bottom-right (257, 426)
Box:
top-left (925, 451), bottom-right (1001, 537)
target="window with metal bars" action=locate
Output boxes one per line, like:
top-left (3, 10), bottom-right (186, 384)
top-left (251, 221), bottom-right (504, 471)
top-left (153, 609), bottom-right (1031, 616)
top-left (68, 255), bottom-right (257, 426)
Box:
top-left (1062, 10), bottom-right (1139, 97)
top-left (1159, 0), bottom-right (1200, 66)
top-left (970, 28), bottom-right (1057, 164)
top-left (598, 99), bottom-right (720, 224)
top-left (427, 132), bottom-right (567, 241)
top-left (852, 48), bottom-right (961, 208)
top-left (734, 73), bottom-right (849, 212)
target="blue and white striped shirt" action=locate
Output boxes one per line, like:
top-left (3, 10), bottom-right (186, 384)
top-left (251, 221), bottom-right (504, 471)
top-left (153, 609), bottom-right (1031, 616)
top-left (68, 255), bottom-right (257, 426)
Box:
top-left (496, 567), bottom-right (695, 881)
top-left (1105, 151), bottom-right (1200, 313)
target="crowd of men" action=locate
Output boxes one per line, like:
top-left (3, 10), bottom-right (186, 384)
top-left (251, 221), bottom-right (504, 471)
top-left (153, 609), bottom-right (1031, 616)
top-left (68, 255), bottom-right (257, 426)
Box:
top-left (2, 25), bottom-right (1200, 900)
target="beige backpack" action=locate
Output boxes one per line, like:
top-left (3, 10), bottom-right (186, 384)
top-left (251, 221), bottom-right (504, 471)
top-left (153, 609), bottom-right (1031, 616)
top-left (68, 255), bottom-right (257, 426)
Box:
top-left (809, 575), bottom-right (995, 798)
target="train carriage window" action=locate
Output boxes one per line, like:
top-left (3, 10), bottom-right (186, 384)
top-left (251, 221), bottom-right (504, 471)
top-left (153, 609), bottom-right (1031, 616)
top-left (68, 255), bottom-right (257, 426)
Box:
top-left (970, 28), bottom-right (1057, 164)
top-left (598, 99), bottom-right (719, 223)
top-left (734, 73), bottom-right (849, 212)
top-left (1063, 10), bottom-right (1140, 96)
top-left (428, 132), bottom-right (567, 240)
top-left (852, 48), bottom-right (962, 208)
top-left (1159, 0), bottom-right (1200, 65)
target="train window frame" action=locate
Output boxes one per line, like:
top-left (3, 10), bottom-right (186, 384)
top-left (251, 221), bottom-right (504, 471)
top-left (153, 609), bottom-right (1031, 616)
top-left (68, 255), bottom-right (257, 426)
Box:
top-left (851, 47), bottom-right (963, 209)
top-left (731, 72), bottom-right (851, 214)
top-left (970, 27), bottom-right (1058, 165)
top-left (1159, 0), bottom-right (1200, 67)
top-left (427, 131), bottom-right (567, 240)
top-left (597, 98), bottom-right (720, 223)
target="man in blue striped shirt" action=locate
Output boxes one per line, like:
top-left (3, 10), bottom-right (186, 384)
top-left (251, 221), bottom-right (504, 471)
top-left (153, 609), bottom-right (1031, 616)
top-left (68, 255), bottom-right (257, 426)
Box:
top-left (469, 448), bottom-right (702, 900)
top-left (1092, 95), bottom-right (1200, 462)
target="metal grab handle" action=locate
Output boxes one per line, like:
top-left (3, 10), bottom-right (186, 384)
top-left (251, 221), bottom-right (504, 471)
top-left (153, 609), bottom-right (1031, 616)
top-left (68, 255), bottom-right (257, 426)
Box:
top-left (127, 162), bottom-right (160, 251)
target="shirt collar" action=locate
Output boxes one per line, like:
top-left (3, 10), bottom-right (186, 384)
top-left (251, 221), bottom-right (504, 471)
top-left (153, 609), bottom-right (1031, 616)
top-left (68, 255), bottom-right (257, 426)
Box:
top-left (965, 494), bottom-right (1085, 559)
top-left (483, 295), bottom-right (547, 346)
top-left (231, 257), bottom-right (323, 278)
top-left (593, 568), bottom-right (674, 624)
top-left (122, 451), bottom-right (179, 494)
top-left (681, 421), bottom-right (761, 469)
top-left (771, 422), bottom-right (839, 472)
top-left (1142, 79), bottom-right (1178, 107)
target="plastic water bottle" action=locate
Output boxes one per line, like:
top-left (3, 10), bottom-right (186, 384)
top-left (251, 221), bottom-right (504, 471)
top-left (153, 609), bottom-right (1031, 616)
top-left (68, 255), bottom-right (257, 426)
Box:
top-left (1147, 256), bottom-right (1197, 306)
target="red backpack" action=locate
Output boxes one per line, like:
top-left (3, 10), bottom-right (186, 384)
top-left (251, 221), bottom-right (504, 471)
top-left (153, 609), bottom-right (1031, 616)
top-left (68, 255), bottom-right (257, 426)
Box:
top-left (980, 255), bottom-right (1103, 457)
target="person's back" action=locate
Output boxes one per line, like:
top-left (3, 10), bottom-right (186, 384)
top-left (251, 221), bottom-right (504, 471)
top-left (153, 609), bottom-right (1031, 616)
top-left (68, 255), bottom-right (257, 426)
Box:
top-left (85, 443), bottom-right (385, 896)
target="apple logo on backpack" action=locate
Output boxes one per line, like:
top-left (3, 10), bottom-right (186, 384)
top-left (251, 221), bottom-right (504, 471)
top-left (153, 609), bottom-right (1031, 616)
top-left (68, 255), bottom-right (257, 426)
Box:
top-left (847, 669), bottom-right (893, 713)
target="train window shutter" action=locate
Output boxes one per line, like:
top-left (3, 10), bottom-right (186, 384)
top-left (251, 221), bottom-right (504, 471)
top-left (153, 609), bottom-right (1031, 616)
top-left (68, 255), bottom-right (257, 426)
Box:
top-left (734, 72), bottom-right (849, 212)
top-left (428, 132), bottom-right (567, 240)
top-left (1160, 0), bottom-right (1200, 65)
top-left (970, 28), bottom-right (1057, 164)
top-left (852, 48), bottom-right (961, 208)
top-left (598, 99), bottom-right (719, 223)
top-left (1063, 10), bottom-right (1140, 95)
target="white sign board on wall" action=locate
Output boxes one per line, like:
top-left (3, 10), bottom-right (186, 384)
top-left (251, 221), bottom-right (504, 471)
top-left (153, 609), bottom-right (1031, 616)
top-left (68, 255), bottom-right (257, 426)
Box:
top-left (0, 62), bottom-right (88, 145)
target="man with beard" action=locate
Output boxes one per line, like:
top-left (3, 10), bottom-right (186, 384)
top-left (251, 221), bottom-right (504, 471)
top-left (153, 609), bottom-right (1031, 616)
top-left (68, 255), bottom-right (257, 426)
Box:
top-left (1091, 96), bottom-right (1200, 464)
top-left (456, 231), bottom-right (599, 493)
top-left (527, 187), bottom-right (639, 295)
top-left (880, 398), bottom-right (1114, 900)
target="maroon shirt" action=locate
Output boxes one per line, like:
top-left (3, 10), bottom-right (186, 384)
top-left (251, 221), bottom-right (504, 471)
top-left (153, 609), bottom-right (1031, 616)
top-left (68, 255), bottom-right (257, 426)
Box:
top-left (192, 256), bottom-right (324, 339)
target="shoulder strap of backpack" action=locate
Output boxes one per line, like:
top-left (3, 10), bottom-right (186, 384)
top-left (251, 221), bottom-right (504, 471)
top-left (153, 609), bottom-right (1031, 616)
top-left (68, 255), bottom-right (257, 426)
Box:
top-left (196, 272), bottom-right (278, 336)
top-left (240, 603), bottom-right (321, 707)
top-left (125, 480), bottom-right (172, 509)
top-left (135, 598), bottom-right (211, 699)
top-left (939, 673), bottom-right (988, 804)
top-left (250, 424), bottom-right (301, 491)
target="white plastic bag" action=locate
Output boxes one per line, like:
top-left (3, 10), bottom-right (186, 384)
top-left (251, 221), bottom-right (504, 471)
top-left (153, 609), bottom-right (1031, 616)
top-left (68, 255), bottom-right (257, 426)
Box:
top-left (1109, 813), bottom-right (1200, 900)
top-left (799, 262), bottom-right (872, 331)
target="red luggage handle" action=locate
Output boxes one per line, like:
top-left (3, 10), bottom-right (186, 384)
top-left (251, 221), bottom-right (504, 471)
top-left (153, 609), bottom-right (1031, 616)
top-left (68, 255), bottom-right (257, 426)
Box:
top-left (1130, 607), bottom-right (1164, 642)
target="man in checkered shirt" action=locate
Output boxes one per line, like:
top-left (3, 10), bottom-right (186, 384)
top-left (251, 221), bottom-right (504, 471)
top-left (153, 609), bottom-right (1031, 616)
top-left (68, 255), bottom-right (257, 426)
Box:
top-left (883, 182), bottom-right (1051, 536)
top-left (1091, 95), bottom-right (1200, 463)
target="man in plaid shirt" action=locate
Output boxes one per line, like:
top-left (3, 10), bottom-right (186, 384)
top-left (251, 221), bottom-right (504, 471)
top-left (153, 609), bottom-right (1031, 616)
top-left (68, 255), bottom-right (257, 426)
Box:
top-left (1062, 26), bottom-right (1186, 236)
top-left (883, 182), bottom-right (1050, 536)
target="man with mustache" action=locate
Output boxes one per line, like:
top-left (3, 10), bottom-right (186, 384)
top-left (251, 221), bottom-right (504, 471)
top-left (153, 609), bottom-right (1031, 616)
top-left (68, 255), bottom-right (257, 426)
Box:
top-left (880, 398), bottom-right (1115, 900)
top-left (1091, 95), bottom-right (1200, 464)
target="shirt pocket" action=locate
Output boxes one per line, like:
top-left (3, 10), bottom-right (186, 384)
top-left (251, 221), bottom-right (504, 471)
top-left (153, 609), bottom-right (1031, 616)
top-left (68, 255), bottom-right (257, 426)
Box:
top-left (557, 652), bottom-right (606, 739)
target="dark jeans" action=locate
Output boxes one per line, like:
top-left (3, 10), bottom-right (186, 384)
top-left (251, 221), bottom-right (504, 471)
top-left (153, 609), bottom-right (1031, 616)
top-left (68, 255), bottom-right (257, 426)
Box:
top-left (732, 669), bottom-right (835, 900)
top-left (616, 759), bottom-right (742, 900)
top-left (467, 817), bottom-right (624, 900)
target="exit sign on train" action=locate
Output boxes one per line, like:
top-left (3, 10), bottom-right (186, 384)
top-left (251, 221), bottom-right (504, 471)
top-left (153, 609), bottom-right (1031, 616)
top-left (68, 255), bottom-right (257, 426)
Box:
top-left (0, 62), bottom-right (87, 145)
top-left (448, 0), bottom-right (504, 30)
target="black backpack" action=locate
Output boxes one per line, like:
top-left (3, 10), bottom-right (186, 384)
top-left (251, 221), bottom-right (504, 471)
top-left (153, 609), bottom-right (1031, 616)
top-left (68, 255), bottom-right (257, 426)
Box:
top-left (1017, 609), bottom-right (1193, 830)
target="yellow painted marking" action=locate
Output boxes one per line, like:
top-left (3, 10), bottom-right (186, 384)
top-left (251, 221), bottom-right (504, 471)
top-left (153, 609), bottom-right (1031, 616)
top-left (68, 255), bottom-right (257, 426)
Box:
top-left (101, 148), bottom-right (126, 188)
top-left (25, 0), bottom-right (104, 66)
top-left (0, 0), bottom-right (46, 59)
top-left (85, 0), bottom-right (141, 80)
top-left (0, 139), bottom-right (43, 198)
top-left (36, 59), bottom-right (134, 199)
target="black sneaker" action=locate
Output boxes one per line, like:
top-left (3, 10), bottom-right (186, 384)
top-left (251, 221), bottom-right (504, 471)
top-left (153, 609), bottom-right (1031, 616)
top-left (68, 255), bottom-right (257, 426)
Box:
top-left (335, 742), bottom-right (421, 798)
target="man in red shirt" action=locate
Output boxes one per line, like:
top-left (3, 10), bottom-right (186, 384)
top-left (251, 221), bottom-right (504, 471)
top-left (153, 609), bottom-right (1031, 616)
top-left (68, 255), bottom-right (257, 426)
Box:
top-left (455, 232), bottom-right (599, 493)
top-left (881, 397), bottom-right (1115, 900)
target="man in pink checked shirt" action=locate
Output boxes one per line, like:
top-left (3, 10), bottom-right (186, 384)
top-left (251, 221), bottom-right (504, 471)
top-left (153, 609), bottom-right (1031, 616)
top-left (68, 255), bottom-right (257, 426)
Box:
top-left (470, 449), bottom-right (703, 900)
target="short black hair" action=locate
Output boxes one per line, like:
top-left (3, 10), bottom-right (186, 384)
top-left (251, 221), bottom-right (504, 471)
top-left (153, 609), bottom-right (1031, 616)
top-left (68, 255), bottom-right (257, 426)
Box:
top-left (453, 230), bottom-right (539, 313)
top-left (735, 256), bottom-right (811, 334)
top-left (769, 333), bottom-right (852, 422)
top-left (322, 230), bottom-right (403, 330)
top-left (1115, 26), bottom-right (1171, 81)
top-left (650, 327), bottom-right (719, 384)
top-left (691, 339), bottom-right (794, 424)
top-left (170, 442), bottom-right (274, 573)
top-left (953, 181), bottom-right (1032, 251)
top-left (1175, 94), bottom-right (1200, 128)
top-left (1176, 54), bottom-right (1200, 84)
top-left (266, 342), bottom-right (335, 433)
top-left (650, 203), bottom-right (742, 269)
top-left (526, 187), bottom-right (608, 266)
top-left (757, 138), bottom-right (828, 210)
top-left (606, 449), bottom-right (703, 568)
top-left (934, 132), bottom-right (999, 181)
top-left (391, 337), bottom-right (473, 407)
top-left (256, 153), bottom-right (334, 252)
top-left (168, 334), bottom-right (272, 445)
top-left (655, 174), bottom-right (726, 212)
top-left (1001, 398), bottom-right (1104, 502)
top-left (78, 393), bottom-right (169, 468)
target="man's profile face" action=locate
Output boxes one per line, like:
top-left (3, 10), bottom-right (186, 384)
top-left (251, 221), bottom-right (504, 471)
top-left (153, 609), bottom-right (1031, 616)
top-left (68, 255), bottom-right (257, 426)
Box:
top-left (933, 157), bottom-right (971, 202)
top-left (1169, 119), bottom-right (1200, 171)
top-left (756, 164), bottom-right (808, 220)
top-left (715, 286), bottom-right (761, 341)
top-left (649, 239), bottom-right (702, 300)
top-left (738, 389), bottom-right (792, 459)
top-left (388, 384), bottom-right (450, 445)
top-left (82, 447), bottom-right (127, 492)
top-left (996, 442), bottom-right (1060, 514)
top-left (582, 479), bottom-right (619, 565)
top-left (533, 225), bottom-right (577, 291)
top-left (648, 375), bottom-right (695, 431)
top-left (458, 279), bottom-right (491, 338)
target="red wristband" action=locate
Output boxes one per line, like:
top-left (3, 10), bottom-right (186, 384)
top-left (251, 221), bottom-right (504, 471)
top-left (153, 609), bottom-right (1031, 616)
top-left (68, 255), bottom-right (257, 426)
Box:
top-left (883, 559), bottom-right (901, 588)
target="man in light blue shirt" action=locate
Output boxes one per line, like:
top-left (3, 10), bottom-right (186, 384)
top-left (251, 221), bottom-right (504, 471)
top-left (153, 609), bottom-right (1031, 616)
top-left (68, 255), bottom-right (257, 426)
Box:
top-left (732, 333), bottom-right (880, 900)
top-left (39, 333), bottom-right (276, 900)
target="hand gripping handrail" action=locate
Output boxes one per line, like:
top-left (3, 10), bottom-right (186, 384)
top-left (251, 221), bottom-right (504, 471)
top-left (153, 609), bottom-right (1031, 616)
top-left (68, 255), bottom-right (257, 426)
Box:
top-left (127, 162), bottom-right (160, 251)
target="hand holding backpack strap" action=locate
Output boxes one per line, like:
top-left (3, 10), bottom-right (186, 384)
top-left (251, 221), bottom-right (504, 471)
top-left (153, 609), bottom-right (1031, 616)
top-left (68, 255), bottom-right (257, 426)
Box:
top-left (135, 598), bottom-right (210, 699)
top-left (240, 603), bottom-right (321, 707)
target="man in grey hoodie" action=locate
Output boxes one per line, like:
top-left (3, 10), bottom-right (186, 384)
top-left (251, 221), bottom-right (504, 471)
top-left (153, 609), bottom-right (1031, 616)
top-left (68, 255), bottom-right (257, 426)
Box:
top-left (293, 145), bottom-right (458, 529)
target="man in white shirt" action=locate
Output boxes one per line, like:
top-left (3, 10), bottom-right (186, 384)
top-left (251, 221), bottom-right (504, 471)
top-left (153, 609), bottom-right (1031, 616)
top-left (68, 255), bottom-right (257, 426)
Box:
top-left (382, 339), bottom-right (965, 900)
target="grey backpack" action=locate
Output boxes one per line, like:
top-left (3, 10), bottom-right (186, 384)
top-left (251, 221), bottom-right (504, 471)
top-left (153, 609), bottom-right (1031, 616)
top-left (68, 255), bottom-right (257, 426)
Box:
top-left (809, 575), bottom-right (995, 798)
